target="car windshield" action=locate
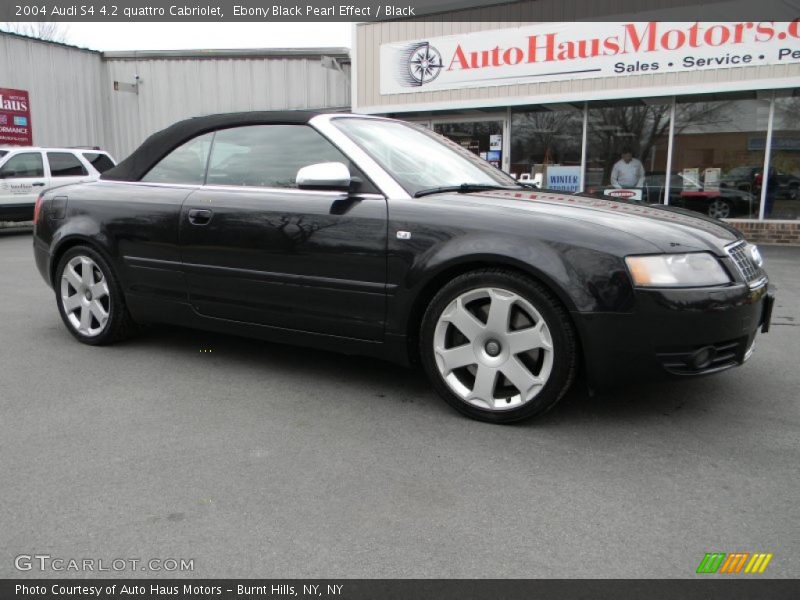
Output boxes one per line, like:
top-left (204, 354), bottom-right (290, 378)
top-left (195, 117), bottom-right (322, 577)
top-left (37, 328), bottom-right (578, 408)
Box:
top-left (332, 117), bottom-right (517, 196)
top-left (0, 150), bottom-right (8, 159)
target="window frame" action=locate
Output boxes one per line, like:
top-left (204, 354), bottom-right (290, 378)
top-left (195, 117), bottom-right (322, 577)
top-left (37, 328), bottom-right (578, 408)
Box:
top-left (139, 132), bottom-right (215, 186)
top-left (82, 152), bottom-right (116, 174)
top-left (46, 151), bottom-right (89, 178)
top-left (137, 123), bottom-right (382, 195)
top-left (201, 123), bottom-right (379, 194)
top-left (0, 151), bottom-right (45, 179)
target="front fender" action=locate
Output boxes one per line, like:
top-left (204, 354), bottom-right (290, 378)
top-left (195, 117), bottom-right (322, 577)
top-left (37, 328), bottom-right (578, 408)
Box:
top-left (406, 232), bottom-right (587, 312)
top-left (387, 229), bottom-right (636, 344)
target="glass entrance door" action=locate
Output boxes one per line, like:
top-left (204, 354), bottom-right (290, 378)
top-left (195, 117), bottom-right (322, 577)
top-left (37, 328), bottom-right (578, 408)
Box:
top-left (433, 118), bottom-right (507, 172)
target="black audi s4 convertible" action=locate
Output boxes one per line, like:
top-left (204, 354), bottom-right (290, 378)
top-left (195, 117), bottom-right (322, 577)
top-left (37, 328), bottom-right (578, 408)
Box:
top-left (32, 111), bottom-right (774, 423)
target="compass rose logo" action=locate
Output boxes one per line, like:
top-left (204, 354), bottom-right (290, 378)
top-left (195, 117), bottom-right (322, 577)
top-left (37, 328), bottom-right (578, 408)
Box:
top-left (397, 42), bottom-right (443, 87)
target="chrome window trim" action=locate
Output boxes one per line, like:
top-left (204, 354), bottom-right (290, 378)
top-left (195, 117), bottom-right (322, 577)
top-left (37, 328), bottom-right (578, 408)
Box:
top-left (201, 183), bottom-right (383, 199)
top-left (98, 180), bottom-right (202, 191)
top-left (309, 114), bottom-right (411, 200)
top-left (101, 177), bottom-right (385, 200)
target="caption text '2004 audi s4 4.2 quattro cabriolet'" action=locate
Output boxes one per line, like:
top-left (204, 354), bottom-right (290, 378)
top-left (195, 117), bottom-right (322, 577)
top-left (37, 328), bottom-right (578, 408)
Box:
top-left (32, 112), bottom-right (774, 423)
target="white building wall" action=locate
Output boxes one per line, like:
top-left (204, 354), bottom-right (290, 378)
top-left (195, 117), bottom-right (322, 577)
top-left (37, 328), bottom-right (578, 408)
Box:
top-left (104, 54), bottom-right (351, 158)
top-left (0, 33), bottom-right (109, 150)
top-left (1, 32), bottom-right (351, 159)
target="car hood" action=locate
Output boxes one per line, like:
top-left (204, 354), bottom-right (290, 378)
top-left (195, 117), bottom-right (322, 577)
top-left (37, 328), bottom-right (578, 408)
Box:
top-left (443, 189), bottom-right (742, 254)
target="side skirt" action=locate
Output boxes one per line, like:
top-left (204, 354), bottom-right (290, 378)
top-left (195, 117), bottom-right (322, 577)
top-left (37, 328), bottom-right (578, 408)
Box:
top-left (125, 293), bottom-right (411, 366)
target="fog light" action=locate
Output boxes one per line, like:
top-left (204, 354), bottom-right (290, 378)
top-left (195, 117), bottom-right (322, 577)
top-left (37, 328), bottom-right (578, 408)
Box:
top-left (689, 346), bottom-right (716, 370)
top-left (744, 340), bottom-right (756, 362)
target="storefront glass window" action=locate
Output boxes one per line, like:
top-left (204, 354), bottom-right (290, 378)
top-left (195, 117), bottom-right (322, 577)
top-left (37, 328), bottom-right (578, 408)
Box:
top-left (669, 94), bottom-right (769, 220)
top-left (766, 93), bottom-right (800, 219)
top-left (584, 100), bottom-right (670, 202)
top-left (510, 106), bottom-right (583, 190)
top-left (433, 120), bottom-right (504, 169)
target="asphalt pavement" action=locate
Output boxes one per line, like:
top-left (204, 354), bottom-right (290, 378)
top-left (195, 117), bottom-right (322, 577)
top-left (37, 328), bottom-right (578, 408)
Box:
top-left (1, 230), bottom-right (798, 578)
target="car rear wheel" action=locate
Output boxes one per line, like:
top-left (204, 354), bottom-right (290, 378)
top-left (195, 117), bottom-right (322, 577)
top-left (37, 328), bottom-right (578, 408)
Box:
top-left (707, 198), bottom-right (733, 219)
top-left (55, 245), bottom-right (137, 345)
top-left (420, 269), bottom-right (577, 423)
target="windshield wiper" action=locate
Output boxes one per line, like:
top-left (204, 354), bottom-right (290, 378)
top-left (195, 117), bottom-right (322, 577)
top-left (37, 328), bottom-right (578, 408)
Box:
top-left (414, 183), bottom-right (515, 198)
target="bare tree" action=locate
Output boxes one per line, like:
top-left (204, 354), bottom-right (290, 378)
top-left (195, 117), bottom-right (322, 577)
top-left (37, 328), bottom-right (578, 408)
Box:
top-left (1, 22), bottom-right (69, 43)
top-left (584, 101), bottom-right (734, 184)
top-left (265, 215), bottom-right (339, 251)
top-left (512, 110), bottom-right (583, 167)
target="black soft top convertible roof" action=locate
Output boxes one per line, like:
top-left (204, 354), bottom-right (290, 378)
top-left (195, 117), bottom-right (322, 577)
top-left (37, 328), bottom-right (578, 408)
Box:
top-left (101, 110), bottom-right (325, 182)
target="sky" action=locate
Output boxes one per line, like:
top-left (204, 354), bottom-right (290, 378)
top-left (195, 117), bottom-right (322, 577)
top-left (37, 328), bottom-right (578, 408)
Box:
top-left (7, 22), bottom-right (353, 51)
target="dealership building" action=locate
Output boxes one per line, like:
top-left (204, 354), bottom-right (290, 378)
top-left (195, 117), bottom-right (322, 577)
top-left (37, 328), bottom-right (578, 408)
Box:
top-left (2, 5), bottom-right (800, 242)
top-left (354, 6), bottom-right (800, 242)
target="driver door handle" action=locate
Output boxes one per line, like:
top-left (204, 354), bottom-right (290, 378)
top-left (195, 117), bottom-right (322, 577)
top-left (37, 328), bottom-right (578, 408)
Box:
top-left (188, 208), bottom-right (213, 225)
top-left (32, 182), bottom-right (45, 187)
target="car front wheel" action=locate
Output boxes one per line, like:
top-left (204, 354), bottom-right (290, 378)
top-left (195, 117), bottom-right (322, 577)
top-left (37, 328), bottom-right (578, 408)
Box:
top-left (55, 245), bottom-right (137, 345)
top-left (420, 269), bottom-right (578, 423)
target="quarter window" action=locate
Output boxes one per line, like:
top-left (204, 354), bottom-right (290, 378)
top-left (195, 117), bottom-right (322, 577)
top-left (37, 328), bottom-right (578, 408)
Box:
top-left (47, 152), bottom-right (89, 177)
top-left (141, 132), bottom-right (214, 185)
top-left (206, 125), bottom-right (351, 188)
top-left (82, 152), bottom-right (115, 174)
top-left (0, 152), bottom-right (44, 179)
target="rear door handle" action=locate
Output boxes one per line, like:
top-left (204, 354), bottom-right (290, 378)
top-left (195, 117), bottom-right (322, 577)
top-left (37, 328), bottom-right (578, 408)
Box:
top-left (32, 182), bottom-right (45, 187)
top-left (188, 208), bottom-right (213, 225)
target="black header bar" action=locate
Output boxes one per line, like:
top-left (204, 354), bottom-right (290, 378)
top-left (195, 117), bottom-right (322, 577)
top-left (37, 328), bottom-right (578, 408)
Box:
top-left (2, 579), bottom-right (800, 600)
top-left (0, 0), bottom-right (798, 22)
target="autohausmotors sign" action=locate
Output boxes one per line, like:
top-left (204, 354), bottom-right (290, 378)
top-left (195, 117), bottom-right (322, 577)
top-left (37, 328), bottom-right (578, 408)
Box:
top-left (0, 87), bottom-right (32, 145)
top-left (380, 21), bottom-right (800, 94)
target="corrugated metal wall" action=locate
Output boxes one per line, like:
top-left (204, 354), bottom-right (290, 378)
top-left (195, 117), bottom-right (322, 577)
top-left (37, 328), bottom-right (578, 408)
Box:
top-left (354, 1), bottom-right (800, 112)
top-left (0, 34), bottom-right (109, 150)
top-left (1, 32), bottom-right (351, 159)
top-left (105, 56), bottom-right (350, 158)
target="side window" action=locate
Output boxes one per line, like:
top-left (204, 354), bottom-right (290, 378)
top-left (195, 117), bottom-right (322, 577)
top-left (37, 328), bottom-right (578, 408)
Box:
top-left (0, 153), bottom-right (44, 179)
top-left (141, 132), bottom-right (214, 185)
top-left (47, 152), bottom-right (89, 177)
top-left (83, 152), bottom-right (116, 173)
top-left (206, 125), bottom-right (356, 188)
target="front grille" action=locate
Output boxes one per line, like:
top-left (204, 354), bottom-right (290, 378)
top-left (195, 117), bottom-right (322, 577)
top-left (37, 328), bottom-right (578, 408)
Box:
top-left (726, 241), bottom-right (762, 284)
top-left (657, 338), bottom-right (746, 376)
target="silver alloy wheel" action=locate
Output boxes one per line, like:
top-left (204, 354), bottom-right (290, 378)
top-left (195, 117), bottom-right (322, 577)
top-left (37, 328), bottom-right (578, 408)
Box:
top-left (60, 255), bottom-right (111, 337)
top-left (433, 287), bottom-right (554, 411)
top-left (708, 199), bottom-right (731, 219)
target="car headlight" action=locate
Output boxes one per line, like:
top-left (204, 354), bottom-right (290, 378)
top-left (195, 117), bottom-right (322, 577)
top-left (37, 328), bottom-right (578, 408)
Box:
top-left (625, 253), bottom-right (731, 287)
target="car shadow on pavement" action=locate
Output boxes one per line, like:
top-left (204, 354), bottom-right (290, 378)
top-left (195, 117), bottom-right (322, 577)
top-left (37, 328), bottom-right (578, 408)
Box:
top-left (123, 323), bottom-right (436, 400)
top-left (118, 323), bottom-right (732, 428)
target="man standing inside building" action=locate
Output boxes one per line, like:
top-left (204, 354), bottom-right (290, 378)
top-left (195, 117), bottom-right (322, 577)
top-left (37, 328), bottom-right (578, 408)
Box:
top-left (610, 148), bottom-right (645, 188)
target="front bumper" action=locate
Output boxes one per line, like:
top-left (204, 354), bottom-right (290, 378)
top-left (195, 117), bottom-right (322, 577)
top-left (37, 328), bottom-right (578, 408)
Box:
top-left (576, 282), bottom-right (773, 388)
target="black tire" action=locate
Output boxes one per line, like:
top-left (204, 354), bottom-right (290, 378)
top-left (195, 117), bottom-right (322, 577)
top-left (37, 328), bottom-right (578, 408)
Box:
top-left (54, 245), bottom-right (137, 345)
top-left (419, 268), bottom-right (578, 424)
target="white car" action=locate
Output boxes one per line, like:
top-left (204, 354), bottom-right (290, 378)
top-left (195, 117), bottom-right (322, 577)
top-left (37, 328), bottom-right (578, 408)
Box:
top-left (0, 147), bottom-right (116, 221)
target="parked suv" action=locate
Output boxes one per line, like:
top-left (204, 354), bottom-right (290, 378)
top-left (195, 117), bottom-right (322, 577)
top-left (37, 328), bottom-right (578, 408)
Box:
top-left (0, 147), bottom-right (115, 221)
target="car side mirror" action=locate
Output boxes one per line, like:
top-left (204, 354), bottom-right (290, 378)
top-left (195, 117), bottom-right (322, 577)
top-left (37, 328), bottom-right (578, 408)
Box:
top-left (296, 162), bottom-right (351, 191)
